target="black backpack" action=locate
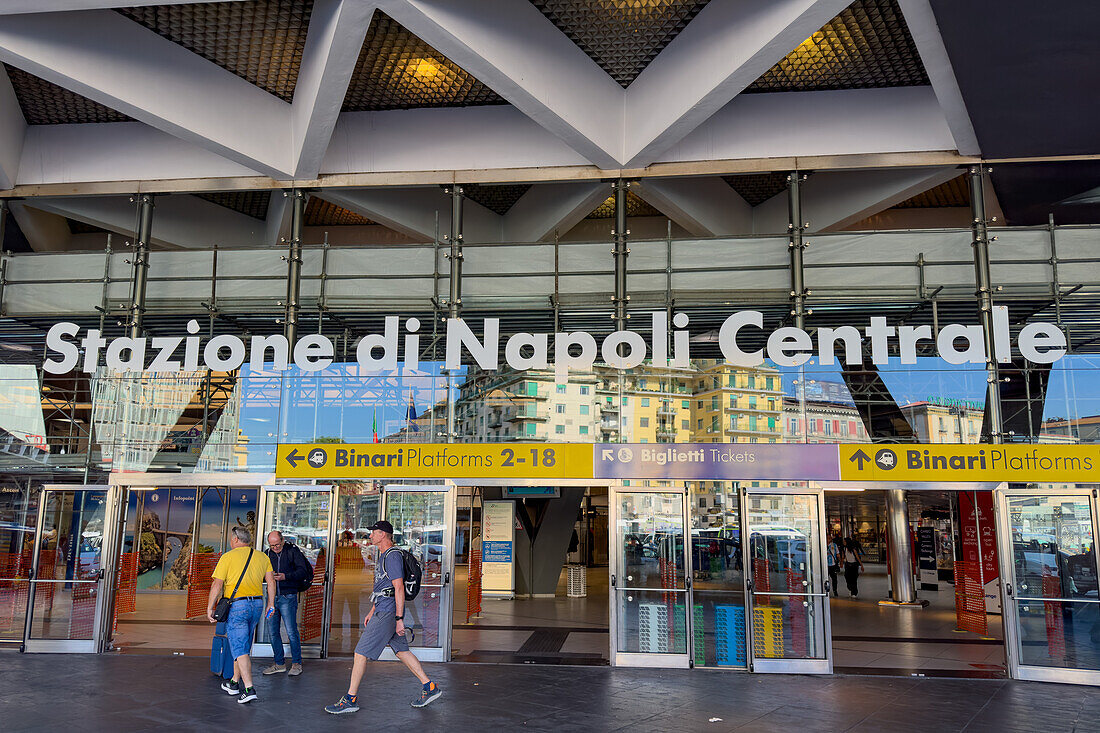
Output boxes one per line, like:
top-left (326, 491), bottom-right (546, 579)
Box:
top-left (293, 544), bottom-right (315, 592)
top-left (380, 547), bottom-right (423, 600)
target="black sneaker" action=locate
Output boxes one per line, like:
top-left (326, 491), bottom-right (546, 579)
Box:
top-left (412, 683), bottom-right (442, 708)
top-left (325, 694), bottom-right (360, 714)
top-left (220, 680), bottom-right (240, 696)
top-left (238, 687), bottom-right (258, 704)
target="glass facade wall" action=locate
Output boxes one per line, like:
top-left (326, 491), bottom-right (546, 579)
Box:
top-left (0, 166), bottom-right (1097, 678)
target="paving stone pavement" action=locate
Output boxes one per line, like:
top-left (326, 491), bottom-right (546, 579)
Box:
top-left (1, 652), bottom-right (1098, 732)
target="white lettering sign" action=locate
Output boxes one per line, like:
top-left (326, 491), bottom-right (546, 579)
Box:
top-left (40, 309), bottom-right (1067, 380)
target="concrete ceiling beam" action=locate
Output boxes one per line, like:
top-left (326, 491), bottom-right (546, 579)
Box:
top-left (633, 177), bottom-right (753, 237)
top-left (624, 0), bottom-right (852, 167)
top-left (0, 10), bottom-right (292, 177)
top-left (897, 0), bottom-right (981, 155)
top-left (290, 0), bottom-right (377, 179)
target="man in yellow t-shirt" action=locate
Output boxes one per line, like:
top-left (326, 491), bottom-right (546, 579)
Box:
top-left (207, 527), bottom-right (274, 704)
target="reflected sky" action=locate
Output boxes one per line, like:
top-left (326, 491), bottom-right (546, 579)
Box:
top-left (234, 361), bottom-right (462, 448)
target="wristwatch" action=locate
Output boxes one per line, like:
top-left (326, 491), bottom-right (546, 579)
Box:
top-left (395, 615), bottom-right (404, 620)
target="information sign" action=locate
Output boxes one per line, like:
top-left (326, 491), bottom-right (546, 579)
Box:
top-left (482, 500), bottom-right (515, 598)
top-left (276, 443), bottom-right (591, 480)
top-left (838, 444), bottom-right (1100, 483)
top-left (592, 443), bottom-right (839, 481)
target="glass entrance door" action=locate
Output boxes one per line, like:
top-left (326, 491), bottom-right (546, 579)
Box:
top-left (744, 488), bottom-right (832, 673)
top-left (996, 487), bottom-right (1100, 685)
top-left (23, 485), bottom-right (120, 653)
top-left (380, 484), bottom-right (454, 663)
top-left (610, 489), bottom-right (690, 668)
top-left (255, 484), bottom-right (334, 659)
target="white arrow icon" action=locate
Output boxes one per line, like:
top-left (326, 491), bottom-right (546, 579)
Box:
top-left (602, 449), bottom-right (614, 461)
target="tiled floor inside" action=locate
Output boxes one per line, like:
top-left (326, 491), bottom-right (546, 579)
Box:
top-left (829, 564), bottom-right (1006, 675)
top-left (451, 564), bottom-right (610, 664)
top-left (3, 650), bottom-right (1096, 732)
top-left (112, 562), bottom-right (1007, 675)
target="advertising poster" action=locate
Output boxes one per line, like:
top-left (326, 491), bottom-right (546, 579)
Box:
top-left (482, 500), bottom-right (515, 598)
top-left (959, 491), bottom-right (1001, 613)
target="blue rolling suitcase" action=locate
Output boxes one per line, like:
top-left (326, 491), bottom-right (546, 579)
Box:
top-left (211, 621), bottom-right (234, 679)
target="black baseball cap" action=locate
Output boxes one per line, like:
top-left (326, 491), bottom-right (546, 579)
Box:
top-left (367, 520), bottom-right (394, 534)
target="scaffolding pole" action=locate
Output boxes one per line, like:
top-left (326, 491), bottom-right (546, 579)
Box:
top-left (788, 172), bottom-right (809, 443)
top-left (968, 166), bottom-right (1003, 443)
top-left (612, 179), bottom-right (629, 332)
top-left (283, 189), bottom-right (307, 348)
top-left (444, 185), bottom-right (464, 443)
top-left (128, 194), bottom-right (154, 339)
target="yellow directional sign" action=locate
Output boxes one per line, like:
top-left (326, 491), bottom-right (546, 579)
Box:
top-left (838, 443), bottom-right (1100, 483)
top-left (276, 443), bottom-right (593, 480)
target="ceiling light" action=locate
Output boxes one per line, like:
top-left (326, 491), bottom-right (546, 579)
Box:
top-left (410, 58), bottom-right (440, 80)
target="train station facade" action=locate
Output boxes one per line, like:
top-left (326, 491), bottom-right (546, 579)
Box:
top-left (0, 0), bottom-right (1098, 687)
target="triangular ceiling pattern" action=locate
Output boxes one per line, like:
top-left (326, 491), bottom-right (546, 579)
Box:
top-left (342, 12), bottom-right (506, 112)
top-left (746, 0), bottom-right (928, 93)
top-left (5, 64), bottom-right (132, 124)
top-left (531, 0), bottom-right (711, 88)
top-left (117, 0), bottom-right (313, 103)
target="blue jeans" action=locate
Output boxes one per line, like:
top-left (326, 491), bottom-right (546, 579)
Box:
top-left (268, 593), bottom-right (301, 665)
top-left (226, 597), bottom-right (263, 659)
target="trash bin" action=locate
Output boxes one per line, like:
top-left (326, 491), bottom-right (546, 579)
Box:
top-left (567, 564), bottom-right (587, 597)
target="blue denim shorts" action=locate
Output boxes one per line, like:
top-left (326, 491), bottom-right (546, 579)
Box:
top-left (226, 597), bottom-right (263, 659)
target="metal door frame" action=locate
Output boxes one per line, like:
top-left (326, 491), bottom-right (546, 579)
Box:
top-left (743, 485), bottom-right (832, 674)
top-left (608, 482), bottom-right (692, 669)
top-left (379, 482), bottom-right (456, 663)
top-left (994, 485), bottom-right (1100, 686)
top-left (103, 473), bottom-right (274, 654)
top-left (22, 484), bottom-right (118, 654)
top-left (252, 483), bottom-right (334, 660)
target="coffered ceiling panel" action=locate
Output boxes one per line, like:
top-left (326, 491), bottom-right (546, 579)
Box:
top-left (342, 12), bottom-right (506, 112)
top-left (746, 0), bottom-right (928, 93)
top-left (464, 184), bottom-right (532, 216)
top-left (531, 0), bottom-right (711, 88)
top-left (5, 65), bottom-right (132, 124)
top-left (117, 1), bottom-right (312, 103)
top-left (196, 190), bottom-right (272, 219)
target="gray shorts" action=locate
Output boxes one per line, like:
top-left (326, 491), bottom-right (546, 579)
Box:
top-left (355, 611), bottom-right (410, 660)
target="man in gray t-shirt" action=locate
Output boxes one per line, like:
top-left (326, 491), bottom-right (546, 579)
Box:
top-left (325, 520), bottom-right (442, 714)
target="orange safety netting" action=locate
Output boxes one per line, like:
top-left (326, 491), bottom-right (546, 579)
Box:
top-left (112, 552), bottom-right (138, 634)
top-left (300, 556), bottom-right (325, 643)
top-left (300, 582), bottom-right (325, 642)
top-left (185, 552), bottom-right (221, 619)
top-left (70, 581), bottom-right (97, 639)
top-left (0, 552), bottom-right (31, 636)
top-left (753, 557), bottom-right (770, 605)
top-left (786, 567), bottom-right (808, 656)
top-left (32, 549), bottom-right (57, 609)
top-left (465, 540), bottom-right (482, 623)
top-left (335, 545), bottom-right (365, 570)
top-left (1042, 569), bottom-right (1065, 661)
top-left (953, 560), bottom-right (987, 635)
